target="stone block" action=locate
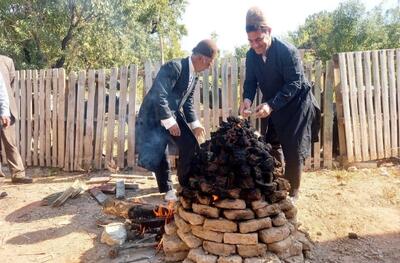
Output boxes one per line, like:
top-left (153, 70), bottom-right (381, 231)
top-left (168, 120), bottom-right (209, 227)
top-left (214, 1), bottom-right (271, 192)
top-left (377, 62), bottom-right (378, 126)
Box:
top-left (165, 251), bottom-right (188, 262)
top-left (215, 199), bottom-right (246, 209)
top-left (217, 255), bottom-right (243, 263)
top-left (293, 231), bottom-right (313, 251)
top-left (272, 212), bottom-right (287, 227)
top-left (283, 254), bottom-right (304, 263)
top-left (165, 221), bottom-right (177, 235)
top-left (203, 240), bottom-right (236, 256)
top-left (237, 243), bottom-right (268, 257)
top-left (193, 203), bottom-right (220, 218)
top-left (243, 252), bottom-right (281, 263)
top-left (182, 259), bottom-right (195, 263)
top-left (251, 200), bottom-right (268, 210)
top-left (278, 199), bottom-right (294, 211)
top-left (163, 233), bottom-right (189, 253)
top-left (283, 207), bottom-right (297, 219)
top-left (180, 197), bottom-right (192, 209)
top-left (196, 193), bottom-right (211, 205)
top-left (268, 237), bottom-right (293, 254)
top-left (174, 213), bottom-right (191, 233)
top-left (270, 190), bottom-right (288, 203)
top-left (224, 233), bottom-right (258, 245)
top-left (239, 217), bottom-right (272, 234)
top-left (192, 225), bottom-right (224, 242)
top-left (188, 247), bottom-right (218, 263)
top-left (259, 224), bottom-right (290, 244)
top-left (204, 218), bottom-right (238, 232)
top-left (179, 206), bottom-right (205, 225)
top-left (177, 229), bottom-right (202, 248)
top-left (275, 178), bottom-right (291, 191)
top-left (256, 204), bottom-right (281, 218)
top-left (223, 209), bottom-right (255, 220)
top-left (289, 240), bottom-right (302, 256)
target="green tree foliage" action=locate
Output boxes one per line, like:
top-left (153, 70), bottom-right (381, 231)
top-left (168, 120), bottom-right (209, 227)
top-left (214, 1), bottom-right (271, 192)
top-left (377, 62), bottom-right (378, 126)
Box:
top-left (288, 0), bottom-right (400, 61)
top-left (0, 0), bottom-right (187, 71)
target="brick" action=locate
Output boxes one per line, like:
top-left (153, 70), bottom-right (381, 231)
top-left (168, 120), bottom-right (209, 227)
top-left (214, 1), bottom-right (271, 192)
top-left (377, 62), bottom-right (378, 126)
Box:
top-left (268, 236), bottom-right (293, 254)
top-left (272, 212), bottom-right (287, 227)
top-left (223, 209), bottom-right (255, 220)
top-left (251, 200), bottom-right (268, 210)
top-left (163, 233), bottom-right (189, 253)
top-left (215, 199), bottom-right (246, 209)
top-left (177, 229), bottom-right (202, 248)
top-left (203, 240), bottom-right (236, 256)
top-left (259, 224), bottom-right (290, 244)
top-left (164, 221), bottom-right (177, 235)
top-left (192, 203), bottom-right (220, 218)
top-left (165, 251), bottom-right (188, 262)
top-left (239, 217), bottom-right (272, 234)
top-left (217, 255), bottom-right (243, 263)
top-left (179, 206), bottom-right (205, 225)
top-left (256, 204), bottom-right (281, 218)
top-left (174, 213), bottom-right (191, 233)
top-left (188, 247), bottom-right (218, 263)
top-left (192, 225), bottom-right (223, 242)
top-left (237, 243), bottom-right (268, 257)
top-left (204, 218), bottom-right (238, 233)
top-left (224, 233), bottom-right (258, 245)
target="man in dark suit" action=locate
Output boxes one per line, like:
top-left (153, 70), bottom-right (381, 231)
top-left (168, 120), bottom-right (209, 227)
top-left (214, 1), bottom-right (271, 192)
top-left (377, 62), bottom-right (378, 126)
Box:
top-left (136, 39), bottom-right (218, 201)
top-left (240, 7), bottom-right (320, 203)
top-left (0, 55), bottom-right (31, 184)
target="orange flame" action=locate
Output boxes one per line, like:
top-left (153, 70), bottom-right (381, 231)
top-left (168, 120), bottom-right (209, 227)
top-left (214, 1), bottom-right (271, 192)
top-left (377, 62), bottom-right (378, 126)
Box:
top-left (212, 195), bottom-right (219, 202)
top-left (153, 202), bottom-right (174, 219)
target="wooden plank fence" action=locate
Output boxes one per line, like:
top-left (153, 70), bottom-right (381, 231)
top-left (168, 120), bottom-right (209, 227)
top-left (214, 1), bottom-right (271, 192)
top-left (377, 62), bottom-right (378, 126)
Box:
top-left (6, 58), bottom-right (339, 171)
top-left (336, 49), bottom-right (400, 164)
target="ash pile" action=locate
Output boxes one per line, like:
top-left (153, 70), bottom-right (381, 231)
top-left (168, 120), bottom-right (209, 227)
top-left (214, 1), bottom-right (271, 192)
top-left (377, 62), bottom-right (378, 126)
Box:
top-left (162, 116), bottom-right (312, 263)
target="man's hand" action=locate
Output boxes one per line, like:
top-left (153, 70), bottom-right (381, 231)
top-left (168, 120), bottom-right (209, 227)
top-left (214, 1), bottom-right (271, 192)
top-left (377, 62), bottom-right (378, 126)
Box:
top-left (168, 123), bottom-right (181, 137)
top-left (0, 116), bottom-right (10, 128)
top-left (193, 126), bottom-right (205, 144)
top-left (254, 103), bottom-right (273, 118)
top-left (239, 99), bottom-right (252, 117)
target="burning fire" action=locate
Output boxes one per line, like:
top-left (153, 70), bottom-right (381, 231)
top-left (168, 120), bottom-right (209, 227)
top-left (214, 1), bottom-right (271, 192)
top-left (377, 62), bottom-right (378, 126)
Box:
top-left (212, 195), bottom-right (219, 202)
top-left (153, 201), bottom-right (174, 221)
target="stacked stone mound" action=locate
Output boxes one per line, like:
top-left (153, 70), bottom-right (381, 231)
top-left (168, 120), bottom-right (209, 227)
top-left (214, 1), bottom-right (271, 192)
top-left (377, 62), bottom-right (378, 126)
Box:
top-left (162, 117), bottom-right (312, 262)
top-left (162, 194), bottom-right (312, 263)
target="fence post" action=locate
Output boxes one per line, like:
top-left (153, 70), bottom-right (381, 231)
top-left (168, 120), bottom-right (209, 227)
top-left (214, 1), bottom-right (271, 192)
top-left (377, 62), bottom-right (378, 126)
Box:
top-left (127, 65), bottom-right (138, 167)
top-left (323, 60), bottom-right (335, 168)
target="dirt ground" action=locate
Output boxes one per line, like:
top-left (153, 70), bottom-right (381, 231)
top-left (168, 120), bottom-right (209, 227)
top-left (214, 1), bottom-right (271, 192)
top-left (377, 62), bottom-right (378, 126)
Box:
top-left (0, 165), bottom-right (399, 263)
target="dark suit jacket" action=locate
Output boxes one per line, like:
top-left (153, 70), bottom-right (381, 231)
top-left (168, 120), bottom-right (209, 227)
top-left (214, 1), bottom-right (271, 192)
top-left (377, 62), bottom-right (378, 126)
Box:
top-left (243, 37), bottom-right (320, 160)
top-left (0, 55), bottom-right (18, 120)
top-left (136, 57), bottom-right (198, 170)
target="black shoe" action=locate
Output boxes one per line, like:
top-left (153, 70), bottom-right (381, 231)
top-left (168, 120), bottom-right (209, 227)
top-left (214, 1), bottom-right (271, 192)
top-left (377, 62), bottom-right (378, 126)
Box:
top-left (0, 192), bottom-right (7, 198)
top-left (11, 177), bottom-right (33, 184)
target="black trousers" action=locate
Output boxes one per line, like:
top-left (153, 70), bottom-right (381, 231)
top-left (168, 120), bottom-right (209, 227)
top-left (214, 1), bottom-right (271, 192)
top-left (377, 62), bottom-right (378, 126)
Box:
top-left (153, 115), bottom-right (199, 193)
top-left (262, 119), bottom-right (304, 196)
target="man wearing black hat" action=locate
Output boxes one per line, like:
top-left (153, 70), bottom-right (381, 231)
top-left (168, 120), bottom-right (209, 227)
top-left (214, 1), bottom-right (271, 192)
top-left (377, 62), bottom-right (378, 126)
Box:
top-left (240, 7), bottom-right (320, 202)
top-left (136, 39), bottom-right (218, 201)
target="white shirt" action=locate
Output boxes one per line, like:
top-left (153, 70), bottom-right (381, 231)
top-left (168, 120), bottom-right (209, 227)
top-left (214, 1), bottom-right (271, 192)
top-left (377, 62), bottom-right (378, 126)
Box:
top-left (0, 73), bottom-right (10, 117)
top-left (160, 57), bottom-right (202, 130)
